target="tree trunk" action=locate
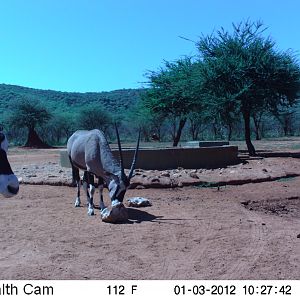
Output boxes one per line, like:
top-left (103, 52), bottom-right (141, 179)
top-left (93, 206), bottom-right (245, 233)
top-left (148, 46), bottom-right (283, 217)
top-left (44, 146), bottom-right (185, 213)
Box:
top-left (141, 127), bottom-right (150, 142)
top-left (193, 129), bottom-right (199, 141)
top-left (255, 130), bottom-right (260, 140)
top-left (227, 123), bottom-right (232, 141)
top-left (212, 123), bottom-right (218, 139)
top-left (252, 115), bottom-right (261, 140)
top-left (173, 118), bottom-right (187, 147)
top-left (243, 111), bottom-right (256, 156)
top-left (25, 127), bottom-right (51, 148)
top-left (189, 118), bottom-right (198, 141)
top-left (284, 118), bottom-right (290, 136)
top-left (191, 124), bottom-right (197, 140)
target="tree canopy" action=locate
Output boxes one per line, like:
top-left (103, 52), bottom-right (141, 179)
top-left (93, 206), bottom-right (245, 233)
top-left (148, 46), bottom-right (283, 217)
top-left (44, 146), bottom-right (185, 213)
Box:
top-left (7, 98), bottom-right (52, 147)
top-left (77, 106), bottom-right (112, 134)
top-left (141, 21), bottom-right (300, 151)
top-left (143, 57), bottom-right (204, 146)
top-left (197, 20), bottom-right (300, 154)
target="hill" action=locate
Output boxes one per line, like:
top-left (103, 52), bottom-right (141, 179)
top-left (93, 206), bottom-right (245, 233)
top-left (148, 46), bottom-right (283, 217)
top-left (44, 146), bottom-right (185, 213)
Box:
top-left (0, 83), bottom-right (143, 120)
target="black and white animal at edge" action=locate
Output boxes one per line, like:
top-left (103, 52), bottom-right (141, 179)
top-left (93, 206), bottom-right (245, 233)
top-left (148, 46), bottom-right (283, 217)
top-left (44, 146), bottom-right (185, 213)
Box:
top-left (67, 126), bottom-right (140, 222)
top-left (0, 129), bottom-right (19, 197)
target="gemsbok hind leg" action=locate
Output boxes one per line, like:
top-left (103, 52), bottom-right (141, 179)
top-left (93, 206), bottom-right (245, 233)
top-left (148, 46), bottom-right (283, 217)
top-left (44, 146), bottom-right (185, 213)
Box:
top-left (70, 162), bottom-right (81, 207)
top-left (83, 171), bottom-right (95, 216)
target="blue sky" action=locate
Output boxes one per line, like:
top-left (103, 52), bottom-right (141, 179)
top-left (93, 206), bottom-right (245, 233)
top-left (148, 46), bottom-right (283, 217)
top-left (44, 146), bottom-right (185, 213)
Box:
top-left (0, 0), bottom-right (299, 92)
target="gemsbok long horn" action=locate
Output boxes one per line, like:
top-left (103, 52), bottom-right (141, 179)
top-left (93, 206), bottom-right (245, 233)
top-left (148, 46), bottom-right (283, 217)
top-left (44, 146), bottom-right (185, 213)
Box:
top-left (115, 123), bottom-right (126, 179)
top-left (128, 130), bottom-right (141, 180)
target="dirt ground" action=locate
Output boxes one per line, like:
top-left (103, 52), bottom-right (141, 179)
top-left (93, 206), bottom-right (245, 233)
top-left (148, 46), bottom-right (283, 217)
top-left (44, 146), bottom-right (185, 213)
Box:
top-left (1, 141), bottom-right (300, 280)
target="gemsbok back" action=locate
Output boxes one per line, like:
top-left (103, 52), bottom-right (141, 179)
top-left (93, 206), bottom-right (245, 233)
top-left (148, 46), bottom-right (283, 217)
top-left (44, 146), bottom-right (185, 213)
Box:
top-left (67, 126), bottom-right (140, 222)
top-left (0, 130), bottom-right (19, 197)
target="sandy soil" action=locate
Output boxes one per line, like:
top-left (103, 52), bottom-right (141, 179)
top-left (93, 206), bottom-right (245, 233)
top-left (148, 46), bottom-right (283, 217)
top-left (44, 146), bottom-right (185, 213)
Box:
top-left (1, 145), bottom-right (300, 280)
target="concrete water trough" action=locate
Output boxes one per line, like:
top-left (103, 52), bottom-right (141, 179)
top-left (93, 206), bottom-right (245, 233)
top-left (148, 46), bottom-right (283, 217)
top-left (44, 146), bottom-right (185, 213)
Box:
top-left (60, 145), bottom-right (239, 170)
top-left (184, 141), bottom-right (230, 148)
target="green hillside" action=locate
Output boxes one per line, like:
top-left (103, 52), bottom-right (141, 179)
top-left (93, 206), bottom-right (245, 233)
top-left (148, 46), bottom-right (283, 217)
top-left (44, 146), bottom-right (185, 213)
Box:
top-left (0, 83), bottom-right (143, 119)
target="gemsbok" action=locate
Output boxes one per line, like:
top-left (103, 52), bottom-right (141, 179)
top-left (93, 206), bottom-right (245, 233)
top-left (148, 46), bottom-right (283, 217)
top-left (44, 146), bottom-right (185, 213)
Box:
top-left (67, 126), bottom-right (140, 222)
top-left (0, 130), bottom-right (19, 197)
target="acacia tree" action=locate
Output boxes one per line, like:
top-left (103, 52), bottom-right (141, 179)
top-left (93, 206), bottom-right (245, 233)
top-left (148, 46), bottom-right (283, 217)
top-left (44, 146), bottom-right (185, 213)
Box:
top-left (7, 98), bottom-right (52, 147)
top-left (43, 113), bottom-right (75, 144)
top-left (252, 110), bottom-right (265, 140)
top-left (274, 107), bottom-right (296, 136)
top-left (143, 57), bottom-right (202, 146)
top-left (188, 111), bottom-right (210, 140)
top-left (128, 103), bottom-right (165, 142)
top-left (77, 106), bottom-right (112, 134)
top-left (197, 21), bottom-right (300, 155)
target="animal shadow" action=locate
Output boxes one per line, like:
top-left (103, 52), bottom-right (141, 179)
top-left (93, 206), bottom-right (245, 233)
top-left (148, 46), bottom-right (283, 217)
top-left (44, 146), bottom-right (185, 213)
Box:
top-left (93, 205), bottom-right (161, 224)
top-left (126, 207), bottom-right (161, 224)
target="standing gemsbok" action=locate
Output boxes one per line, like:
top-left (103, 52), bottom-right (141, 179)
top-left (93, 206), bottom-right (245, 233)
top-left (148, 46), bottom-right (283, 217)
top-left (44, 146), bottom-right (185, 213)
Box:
top-left (0, 130), bottom-right (19, 197)
top-left (67, 126), bottom-right (140, 222)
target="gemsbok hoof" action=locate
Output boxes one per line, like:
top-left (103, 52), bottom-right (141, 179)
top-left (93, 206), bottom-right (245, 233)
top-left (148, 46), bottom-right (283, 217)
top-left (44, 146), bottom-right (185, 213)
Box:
top-left (74, 197), bottom-right (81, 207)
top-left (87, 208), bottom-right (95, 216)
top-left (101, 204), bottom-right (128, 223)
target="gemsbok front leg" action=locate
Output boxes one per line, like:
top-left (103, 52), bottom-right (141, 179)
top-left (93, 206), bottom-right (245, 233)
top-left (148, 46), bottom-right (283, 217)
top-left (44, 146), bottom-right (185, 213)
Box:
top-left (83, 171), bottom-right (95, 216)
top-left (98, 176), bottom-right (106, 211)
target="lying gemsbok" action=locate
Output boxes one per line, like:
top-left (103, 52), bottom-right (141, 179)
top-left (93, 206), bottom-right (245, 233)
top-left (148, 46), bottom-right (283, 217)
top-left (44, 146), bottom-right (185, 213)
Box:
top-left (0, 130), bottom-right (19, 197)
top-left (67, 126), bottom-right (140, 222)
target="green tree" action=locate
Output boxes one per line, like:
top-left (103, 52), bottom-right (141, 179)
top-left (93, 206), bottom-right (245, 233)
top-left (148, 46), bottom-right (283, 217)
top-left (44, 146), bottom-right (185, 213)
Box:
top-left (273, 106), bottom-right (296, 136)
top-left (43, 113), bottom-right (75, 144)
top-left (129, 101), bottom-right (165, 142)
top-left (252, 110), bottom-right (265, 140)
top-left (77, 106), bottom-right (112, 133)
top-left (7, 98), bottom-right (52, 147)
top-left (143, 57), bottom-right (202, 146)
top-left (197, 20), bottom-right (300, 155)
top-left (188, 111), bottom-right (210, 141)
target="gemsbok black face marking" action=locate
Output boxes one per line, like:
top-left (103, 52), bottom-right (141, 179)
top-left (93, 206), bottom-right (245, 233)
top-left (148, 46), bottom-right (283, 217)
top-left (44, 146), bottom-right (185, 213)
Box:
top-left (67, 126), bottom-right (140, 222)
top-left (0, 131), bottom-right (19, 198)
